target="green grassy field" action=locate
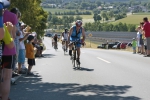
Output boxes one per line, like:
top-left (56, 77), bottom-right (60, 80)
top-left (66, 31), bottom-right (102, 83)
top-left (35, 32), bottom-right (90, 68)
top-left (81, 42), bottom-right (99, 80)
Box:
top-left (44, 8), bottom-right (150, 25)
top-left (112, 14), bottom-right (150, 25)
top-left (44, 8), bottom-right (94, 23)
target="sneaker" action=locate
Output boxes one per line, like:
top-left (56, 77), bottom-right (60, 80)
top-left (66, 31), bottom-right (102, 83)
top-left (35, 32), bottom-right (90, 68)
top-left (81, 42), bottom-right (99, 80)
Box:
top-left (11, 78), bottom-right (15, 82)
top-left (26, 72), bottom-right (34, 76)
top-left (21, 68), bottom-right (27, 71)
top-left (12, 73), bottom-right (20, 78)
top-left (19, 71), bottom-right (26, 74)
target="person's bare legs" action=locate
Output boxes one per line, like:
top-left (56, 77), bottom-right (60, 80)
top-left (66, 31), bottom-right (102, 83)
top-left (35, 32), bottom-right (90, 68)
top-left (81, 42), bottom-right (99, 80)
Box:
top-left (0, 68), bottom-right (12, 100)
top-left (27, 65), bottom-right (32, 73)
top-left (77, 48), bottom-right (80, 59)
top-left (141, 45), bottom-right (144, 54)
top-left (66, 41), bottom-right (68, 51)
top-left (17, 63), bottom-right (21, 74)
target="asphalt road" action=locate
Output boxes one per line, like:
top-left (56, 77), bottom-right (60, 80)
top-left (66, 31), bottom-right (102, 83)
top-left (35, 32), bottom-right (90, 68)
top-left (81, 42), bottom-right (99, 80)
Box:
top-left (10, 37), bottom-right (150, 100)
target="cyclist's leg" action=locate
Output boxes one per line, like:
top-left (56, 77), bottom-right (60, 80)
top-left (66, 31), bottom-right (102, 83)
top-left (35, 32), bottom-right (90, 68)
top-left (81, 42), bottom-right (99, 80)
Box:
top-left (69, 38), bottom-right (74, 56)
top-left (76, 42), bottom-right (81, 63)
top-left (66, 41), bottom-right (68, 51)
top-left (69, 43), bottom-right (73, 56)
top-left (77, 47), bottom-right (81, 59)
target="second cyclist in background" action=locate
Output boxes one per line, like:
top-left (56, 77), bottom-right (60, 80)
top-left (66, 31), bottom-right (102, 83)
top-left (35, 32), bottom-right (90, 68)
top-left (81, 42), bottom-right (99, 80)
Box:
top-left (61, 28), bottom-right (69, 52)
top-left (52, 34), bottom-right (58, 49)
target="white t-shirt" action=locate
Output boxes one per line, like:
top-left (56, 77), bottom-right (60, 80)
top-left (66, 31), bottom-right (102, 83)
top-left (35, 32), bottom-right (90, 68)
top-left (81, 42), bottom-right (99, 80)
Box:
top-left (62, 32), bottom-right (68, 40)
top-left (19, 31), bottom-right (25, 49)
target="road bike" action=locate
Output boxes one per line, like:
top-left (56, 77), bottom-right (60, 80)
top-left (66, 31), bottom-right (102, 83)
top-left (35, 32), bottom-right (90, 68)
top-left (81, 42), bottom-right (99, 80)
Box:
top-left (54, 42), bottom-right (58, 51)
top-left (62, 39), bottom-right (67, 55)
top-left (69, 39), bottom-right (81, 69)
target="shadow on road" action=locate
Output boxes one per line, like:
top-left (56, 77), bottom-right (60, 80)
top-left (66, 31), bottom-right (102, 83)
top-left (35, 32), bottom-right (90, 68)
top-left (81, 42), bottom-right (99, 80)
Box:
top-left (36, 54), bottom-right (56, 59)
top-left (10, 73), bottom-right (141, 100)
top-left (73, 67), bottom-right (94, 71)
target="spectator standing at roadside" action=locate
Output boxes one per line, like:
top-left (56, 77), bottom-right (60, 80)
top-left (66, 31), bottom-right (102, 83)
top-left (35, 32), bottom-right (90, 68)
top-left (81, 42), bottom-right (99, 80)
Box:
top-left (26, 35), bottom-right (36, 75)
top-left (139, 23), bottom-right (144, 54)
top-left (141, 17), bottom-right (150, 57)
top-left (132, 38), bottom-right (136, 54)
top-left (136, 26), bottom-right (141, 53)
top-left (0, 4), bottom-right (18, 100)
top-left (17, 23), bottom-right (30, 74)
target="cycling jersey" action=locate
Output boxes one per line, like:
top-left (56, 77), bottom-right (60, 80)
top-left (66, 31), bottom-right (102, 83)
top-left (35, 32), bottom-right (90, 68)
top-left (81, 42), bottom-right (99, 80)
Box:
top-left (54, 36), bottom-right (57, 42)
top-left (62, 32), bottom-right (68, 41)
top-left (70, 26), bottom-right (82, 47)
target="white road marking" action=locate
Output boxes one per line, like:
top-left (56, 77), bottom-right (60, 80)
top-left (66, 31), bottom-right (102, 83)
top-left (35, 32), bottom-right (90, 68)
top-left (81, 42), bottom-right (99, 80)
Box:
top-left (97, 57), bottom-right (111, 63)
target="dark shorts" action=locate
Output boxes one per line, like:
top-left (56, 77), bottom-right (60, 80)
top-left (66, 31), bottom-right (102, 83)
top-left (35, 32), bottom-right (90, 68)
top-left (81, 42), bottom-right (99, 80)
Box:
top-left (145, 45), bottom-right (147, 50)
top-left (2, 55), bottom-right (16, 69)
top-left (140, 39), bottom-right (144, 45)
top-left (28, 59), bottom-right (35, 66)
top-left (40, 46), bottom-right (43, 51)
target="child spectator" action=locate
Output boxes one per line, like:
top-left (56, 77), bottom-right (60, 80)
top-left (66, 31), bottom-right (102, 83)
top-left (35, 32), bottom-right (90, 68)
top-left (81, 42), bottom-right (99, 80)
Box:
top-left (25, 35), bottom-right (36, 75)
top-left (132, 38), bottom-right (136, 54)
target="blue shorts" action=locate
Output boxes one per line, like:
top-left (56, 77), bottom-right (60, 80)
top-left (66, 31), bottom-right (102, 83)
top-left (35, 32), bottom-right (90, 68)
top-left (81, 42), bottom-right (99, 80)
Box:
top-left (70, 37), bottom-right (81, 48)
top-left (18, 49), bottom-right (25, 63)
top-left (132, 47), bottom-right (136, 50)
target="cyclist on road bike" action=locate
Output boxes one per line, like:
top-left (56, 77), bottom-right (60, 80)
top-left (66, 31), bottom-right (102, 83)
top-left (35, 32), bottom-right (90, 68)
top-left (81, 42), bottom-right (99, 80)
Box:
top-left (68, 20), bottom-right (86, 64)
top-left (61, 28), bottom-right (69, 52)
top-left (52, 34), bottom-right (58, 49)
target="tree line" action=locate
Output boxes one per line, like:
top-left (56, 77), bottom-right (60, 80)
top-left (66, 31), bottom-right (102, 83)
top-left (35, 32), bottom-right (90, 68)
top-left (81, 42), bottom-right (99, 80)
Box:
top-left (93, 11), bottom-right (126, 22)
top-left (84, 22), bottom-right (136, 32)
top-left (47, 12), bottom-right (82, 29)
top-left (55, 10), bottom-right (92, 15)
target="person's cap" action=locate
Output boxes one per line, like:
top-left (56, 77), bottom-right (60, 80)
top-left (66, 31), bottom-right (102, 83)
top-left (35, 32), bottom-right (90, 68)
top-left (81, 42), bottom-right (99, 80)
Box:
top-left (21, 22), bottom-right (26, 26)
top-left (27, 35), bottom-right (34, 41)
top-left (1, 0), bottom-right (10, 9)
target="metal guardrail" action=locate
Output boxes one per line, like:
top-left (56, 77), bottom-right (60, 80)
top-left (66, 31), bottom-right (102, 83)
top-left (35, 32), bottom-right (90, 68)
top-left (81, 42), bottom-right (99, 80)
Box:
top-left (85, 31), bottom-right (137, 43)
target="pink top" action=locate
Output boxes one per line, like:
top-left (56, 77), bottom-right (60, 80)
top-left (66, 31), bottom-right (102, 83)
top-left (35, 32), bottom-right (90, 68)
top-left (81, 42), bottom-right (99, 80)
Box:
top-left (3, 10), bottom-right (18, 55)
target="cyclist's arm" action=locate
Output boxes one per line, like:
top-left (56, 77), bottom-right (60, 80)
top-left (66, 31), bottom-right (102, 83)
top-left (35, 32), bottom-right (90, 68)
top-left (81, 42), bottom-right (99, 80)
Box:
top-left (82, 27), bottom-right (86, 42)
top-left (68, 28), bottom-right (73, 43)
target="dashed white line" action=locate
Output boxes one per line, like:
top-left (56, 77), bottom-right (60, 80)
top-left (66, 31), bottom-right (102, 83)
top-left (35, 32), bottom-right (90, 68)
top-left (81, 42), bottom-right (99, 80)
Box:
top-left (97, 57), bottom-right (111, 63)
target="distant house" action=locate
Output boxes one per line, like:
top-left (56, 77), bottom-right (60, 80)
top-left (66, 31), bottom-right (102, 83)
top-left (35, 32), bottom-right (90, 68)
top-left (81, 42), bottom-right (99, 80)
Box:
top-left (97, 6), bottom-right (102, 10)
top-left (108, 6), bottom-right (113, 9)
top-left (58, 5), bottom-right (62, 8)
top-left (48, 4), bottom-right (57, 8)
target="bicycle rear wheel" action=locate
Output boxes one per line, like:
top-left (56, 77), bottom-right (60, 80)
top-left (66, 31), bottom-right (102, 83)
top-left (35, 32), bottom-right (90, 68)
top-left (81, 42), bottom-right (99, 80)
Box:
top-left (76, 60), bottom-right (80, 69)
top-left (72, 50), bottom-right (76, 67)
top-left (64, 42), bottom-right (66, 55)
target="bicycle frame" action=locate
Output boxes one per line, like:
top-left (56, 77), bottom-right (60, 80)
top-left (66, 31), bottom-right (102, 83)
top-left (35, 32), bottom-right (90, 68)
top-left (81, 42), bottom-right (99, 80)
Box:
top-left (71, 40), bottom-right (81, 68)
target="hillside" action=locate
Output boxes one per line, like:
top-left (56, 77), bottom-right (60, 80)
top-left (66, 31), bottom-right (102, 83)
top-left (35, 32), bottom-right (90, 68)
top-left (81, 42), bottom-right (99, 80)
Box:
top-left (112, 13), bottom-right (150, 25)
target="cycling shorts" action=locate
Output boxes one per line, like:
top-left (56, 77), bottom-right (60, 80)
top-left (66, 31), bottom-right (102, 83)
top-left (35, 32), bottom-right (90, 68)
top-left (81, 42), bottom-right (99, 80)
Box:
top-left (70, 37), bottom-right (81, 48)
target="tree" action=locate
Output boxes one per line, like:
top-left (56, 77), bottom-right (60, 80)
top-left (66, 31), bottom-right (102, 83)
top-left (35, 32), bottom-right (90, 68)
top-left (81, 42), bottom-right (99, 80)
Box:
top-left (101, 11), bottom-right (107, 22)
top-left (97, 15), bottom-right (102, 22)
top-left (68, 16), bottom-right (74, 23)
top-left (10, 0), bottom-right (48, 37)
top-left (96, 0), bottom-right (101, 6)
top-left (75, 15), bottom-right (83, 21)
top-left (93, 14), bottom-right (98, 22)
top-left (108, 11), bottom-right (114, 20)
